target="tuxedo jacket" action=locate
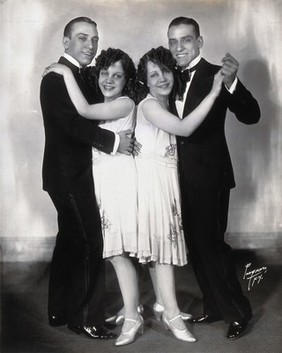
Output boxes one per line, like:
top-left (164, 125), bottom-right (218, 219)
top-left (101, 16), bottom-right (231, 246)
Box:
top-left (40, 57), bottom-right (115, 193)
top-left (173, 58), bottom-right (260, 192)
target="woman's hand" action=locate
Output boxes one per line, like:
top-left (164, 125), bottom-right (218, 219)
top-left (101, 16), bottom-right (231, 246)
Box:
top-left (211, 70), bottom-right (224, 97)
top-left (42, 63), bottom-right (70, 78)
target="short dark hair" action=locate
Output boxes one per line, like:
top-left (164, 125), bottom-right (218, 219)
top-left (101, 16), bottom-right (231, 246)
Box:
top-left (63, 17), bottom-right (97, 38)
top-left (95, 48), bottom-right (136, 100)
top-left (136, 46), bottom-right (179, 103)
top-left (168, 17), bottom-right (200, 37)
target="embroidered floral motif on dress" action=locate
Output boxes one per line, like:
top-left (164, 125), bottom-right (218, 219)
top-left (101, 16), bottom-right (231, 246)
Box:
top-left (171, 199), bottom-right (183, 230)
top-left (171, 198), bottom-right (179, 216)
top-left (165, 143), bottom-right (176, 157)
top-left (100, 210), bottom-right (112, 231)
top-left (168, 223), bottom-right (178, 244)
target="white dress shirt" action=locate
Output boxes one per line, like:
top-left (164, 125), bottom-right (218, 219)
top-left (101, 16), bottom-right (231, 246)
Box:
top-left (176, 54), bottom-right (238, 118)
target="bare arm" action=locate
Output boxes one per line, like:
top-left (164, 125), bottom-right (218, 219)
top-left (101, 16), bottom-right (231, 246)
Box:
top-left (43, 63), bottom-right (134, 120)
top-left (142, 71), bottom-right (223, 137)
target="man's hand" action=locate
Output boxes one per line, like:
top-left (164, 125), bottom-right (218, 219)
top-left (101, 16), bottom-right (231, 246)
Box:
top-left (132, 138), bottom-right (142, 157)
top-left (117, 130), bottom-right (142, 156)
top-left (221, 53), bottom-right (239, 88)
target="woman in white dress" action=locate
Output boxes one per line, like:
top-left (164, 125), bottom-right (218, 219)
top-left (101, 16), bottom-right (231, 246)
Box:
top-left (43, 48), bottom-right (143, 346)
top-left (134, 46), bottom-right (223, 342)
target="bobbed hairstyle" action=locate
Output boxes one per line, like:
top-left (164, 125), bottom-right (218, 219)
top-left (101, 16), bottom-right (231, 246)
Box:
top-left (136, 46), bottom-right (180, 103)
top-left (63, 17), bottom-right (97, 38)
top-left (168, 16), bottom-right (200, 38)
top-left (95, 48), bottom-right (136, 100)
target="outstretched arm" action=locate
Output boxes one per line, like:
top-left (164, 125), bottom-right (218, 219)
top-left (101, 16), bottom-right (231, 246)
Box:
top-left (43, 63), bottom-right (134, 120)
top-left (142, 71), bottom-right (223, 137)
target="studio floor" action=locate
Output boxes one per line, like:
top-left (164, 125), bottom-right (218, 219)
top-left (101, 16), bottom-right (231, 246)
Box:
top-left (1, 244), bottom-right (282, 353)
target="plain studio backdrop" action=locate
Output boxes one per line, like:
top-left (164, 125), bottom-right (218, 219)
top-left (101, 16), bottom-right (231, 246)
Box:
top-left (1, 3), bottom-right (282, 353)
top-left (0, 0), bottom-right (282, 261)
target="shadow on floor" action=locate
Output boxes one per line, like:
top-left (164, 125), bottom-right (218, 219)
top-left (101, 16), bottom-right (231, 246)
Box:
top-left (1, 249), bottom-right (282, 353)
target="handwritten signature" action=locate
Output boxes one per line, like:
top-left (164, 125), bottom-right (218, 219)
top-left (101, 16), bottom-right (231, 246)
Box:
top-left (243, 263), bottom-right (267, 291)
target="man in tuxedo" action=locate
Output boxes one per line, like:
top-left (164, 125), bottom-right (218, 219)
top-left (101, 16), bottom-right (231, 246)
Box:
top-left (40, 17), bottom-right (136, 339)
top-left (167, 17), bottom-right (260, 340)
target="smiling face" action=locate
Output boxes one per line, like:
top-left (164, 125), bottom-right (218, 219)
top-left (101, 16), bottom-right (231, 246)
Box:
top-left (63, 21), bottom-right (99, 67)
top-left (146, 61), bottom-right (174, 101)
top-left (168, 24), bottom-right (203, 69)
top-left (98, 60), bottom-right (126, 102)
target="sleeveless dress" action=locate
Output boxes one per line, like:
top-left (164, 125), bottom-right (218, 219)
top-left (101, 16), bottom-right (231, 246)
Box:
top-left (92, 96), bottom-right (138, 258)
top-left (134, 94), bottom-right (187, 266)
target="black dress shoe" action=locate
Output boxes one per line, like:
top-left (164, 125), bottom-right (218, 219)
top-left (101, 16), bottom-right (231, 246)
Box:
top-left (49, 315), bottom-right (67, 327)
top-left (68, 324), bottom-right (117, 339)
top-left (227, 318), bottom-right (249, 340)
top-left (191, 314), bottom-right (222, 324)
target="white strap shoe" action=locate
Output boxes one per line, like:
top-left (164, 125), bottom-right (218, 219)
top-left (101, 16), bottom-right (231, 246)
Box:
top-left (153, 303), bottom-right (192, 321)
top-left (106, 304), bottom-right (144, 326)
top-left (115, 315), bottom-right (144, 346)
top-left (162, 314), bottom-right (197, 343)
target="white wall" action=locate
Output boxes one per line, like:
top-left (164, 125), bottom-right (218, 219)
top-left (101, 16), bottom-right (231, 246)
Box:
top-left (1, 0), bottom-right (282, 260)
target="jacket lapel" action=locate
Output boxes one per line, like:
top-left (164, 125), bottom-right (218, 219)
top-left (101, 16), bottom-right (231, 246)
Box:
top-left (58, 56), bottom-right (94, 102)
top-left (182, 58), bottom-right (213, 118)
top-left (59, 56), bottom-right (79, 74)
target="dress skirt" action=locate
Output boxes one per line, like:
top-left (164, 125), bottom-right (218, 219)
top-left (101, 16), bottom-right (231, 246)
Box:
top-left (135, 156), bottom-right (187, 266)
top-left (93, 151), bottom-right (138, 259)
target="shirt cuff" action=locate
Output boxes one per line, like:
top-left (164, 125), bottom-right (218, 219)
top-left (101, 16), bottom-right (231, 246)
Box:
top-left (111, 133), bottom-right (120, 155)
top-left (225, 77), bottom-right (238, 94)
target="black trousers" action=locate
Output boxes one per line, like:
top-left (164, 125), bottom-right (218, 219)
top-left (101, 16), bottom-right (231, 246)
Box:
top-left (48, 191), bottom-right (105, 326)
top-left (181, 186), bottom-right (252, 323)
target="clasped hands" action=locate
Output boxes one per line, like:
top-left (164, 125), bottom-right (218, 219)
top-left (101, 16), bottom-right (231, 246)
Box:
top-left (220, 52), bottom-right (239, 88)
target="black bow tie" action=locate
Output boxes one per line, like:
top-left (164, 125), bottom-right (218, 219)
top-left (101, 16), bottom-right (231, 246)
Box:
top-left (79, 67), bottom-right (88, 81)
top-left (180, 62), bottom-right (200, 82)
top-left (177, 62), bottom-right (200, 101)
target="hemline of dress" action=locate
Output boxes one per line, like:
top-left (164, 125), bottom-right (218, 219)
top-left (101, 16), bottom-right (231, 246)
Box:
top-left (103, 247), bottom-right (138, 259)
top-left (137, 252), bottom-right (188, 267)
top-left (103, 249), bottom-right (188, 267)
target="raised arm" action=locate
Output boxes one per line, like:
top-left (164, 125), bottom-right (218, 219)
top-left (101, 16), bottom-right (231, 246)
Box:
top-left (40, 73), bottom-right (116, 153)
top-left (142, 71), bottom-right (223, 137)
top-left (220, 53), bottom-right (260, 124)
top-left (43, 63), bottom-right (134, 120)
